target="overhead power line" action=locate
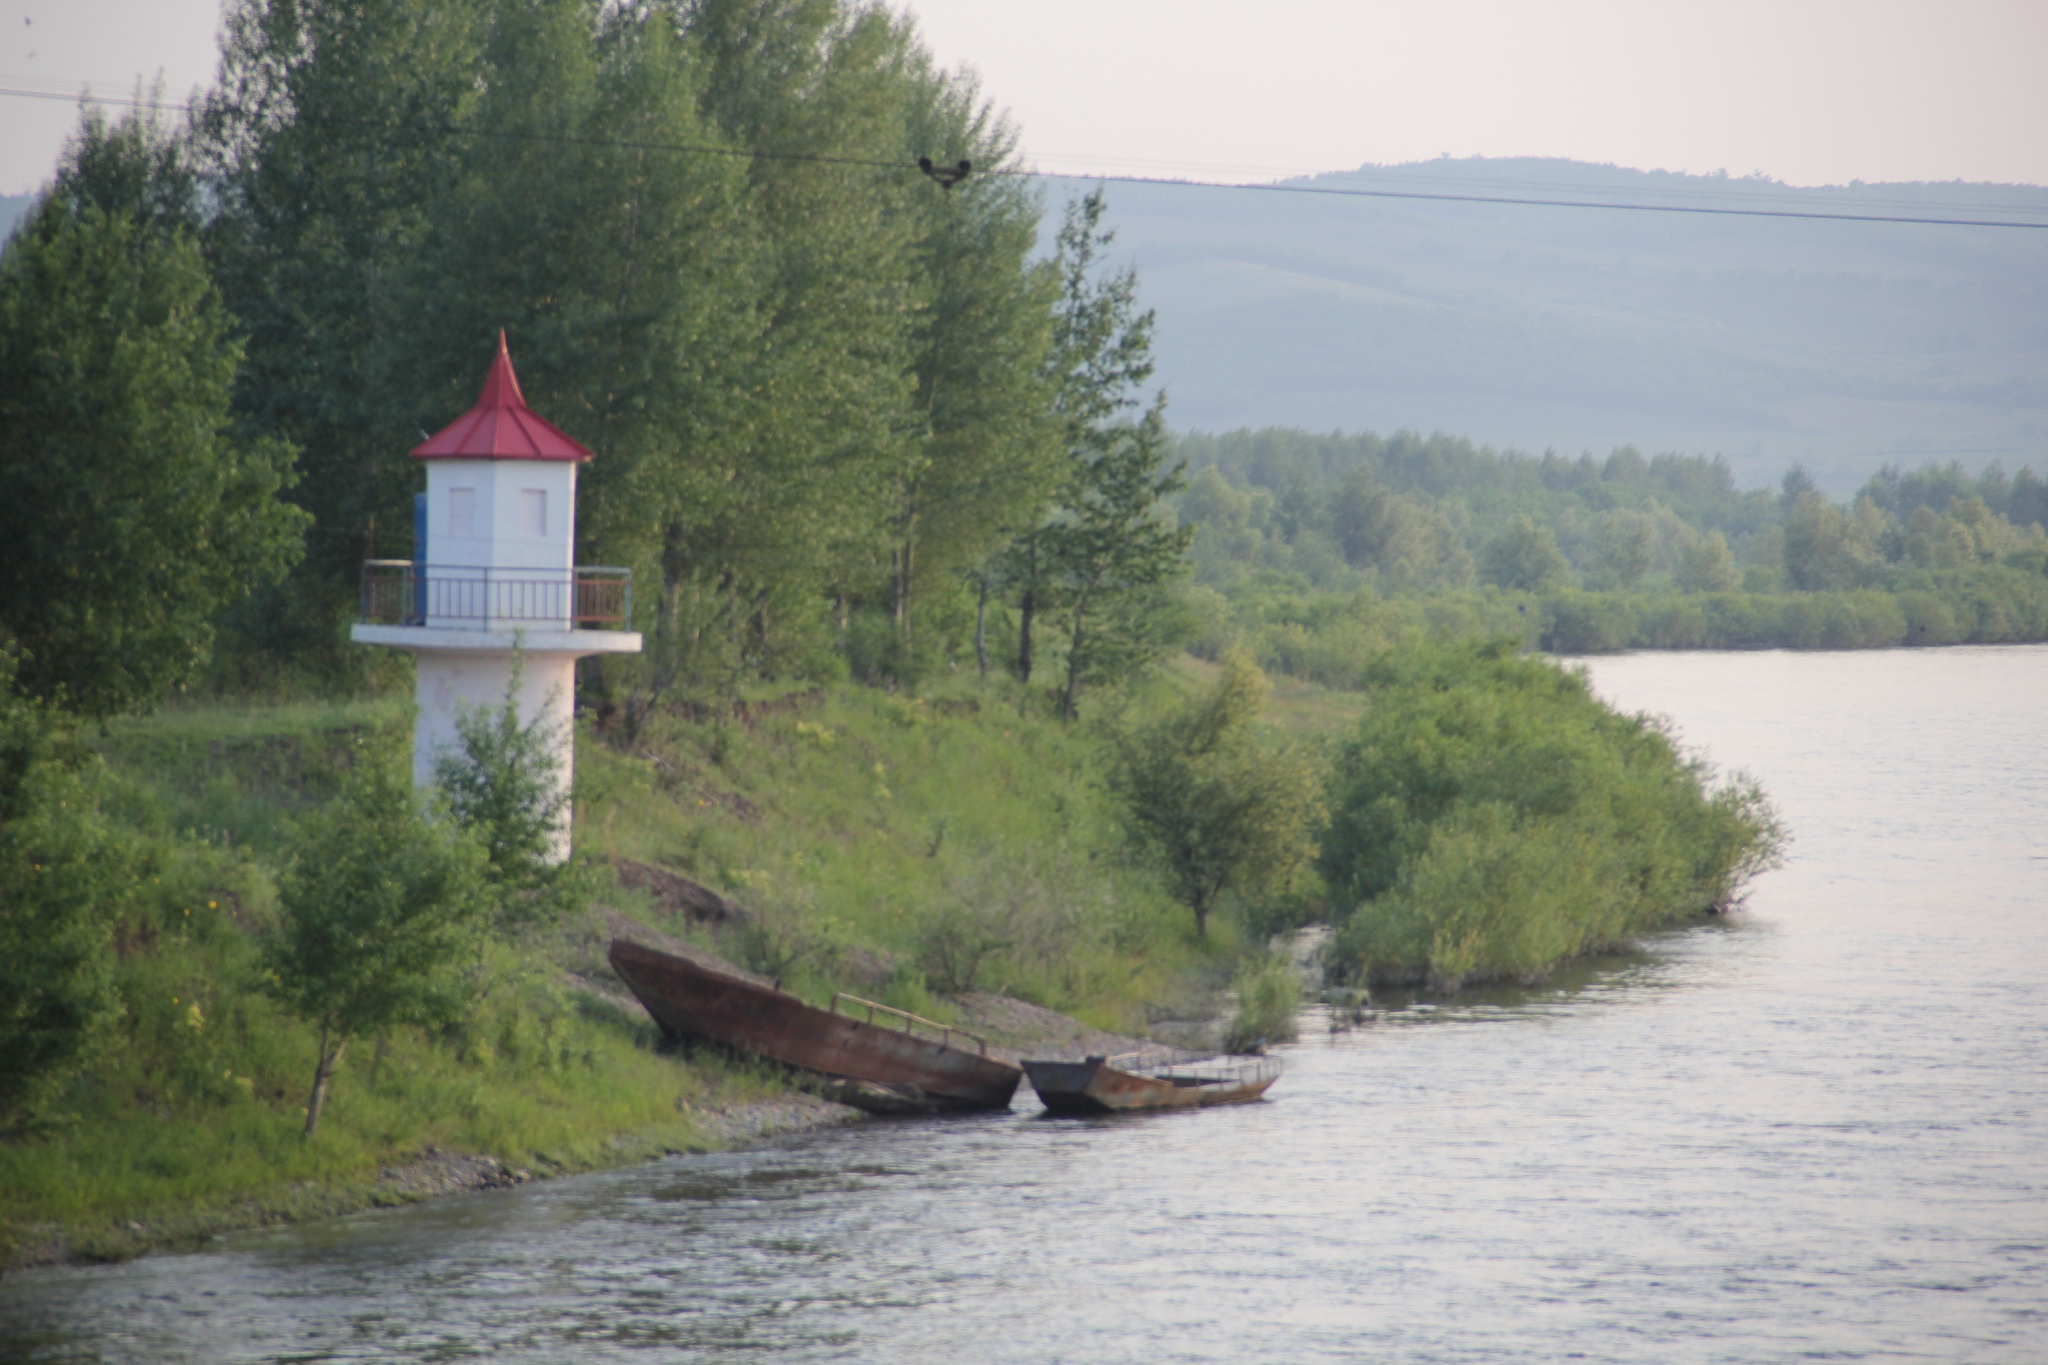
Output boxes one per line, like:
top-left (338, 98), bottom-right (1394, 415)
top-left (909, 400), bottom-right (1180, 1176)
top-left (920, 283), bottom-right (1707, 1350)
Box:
top-left (1044, 173), bottom-right (2048, 231)
top-left (5, 83), bottom-right (2047, 231)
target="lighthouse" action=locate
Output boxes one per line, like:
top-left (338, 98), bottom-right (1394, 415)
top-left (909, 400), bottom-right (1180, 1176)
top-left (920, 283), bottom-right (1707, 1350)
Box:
top-left (351, 332), bottom-right (641, 860)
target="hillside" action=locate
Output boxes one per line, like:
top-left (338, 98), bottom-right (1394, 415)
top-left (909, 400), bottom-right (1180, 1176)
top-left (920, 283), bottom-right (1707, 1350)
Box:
top-left (1050, 158), bottom-right (2048, 492)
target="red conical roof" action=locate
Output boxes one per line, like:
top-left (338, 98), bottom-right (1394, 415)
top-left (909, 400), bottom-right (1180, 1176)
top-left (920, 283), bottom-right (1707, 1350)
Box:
top-left (411, 331), bottom-right (593, 462)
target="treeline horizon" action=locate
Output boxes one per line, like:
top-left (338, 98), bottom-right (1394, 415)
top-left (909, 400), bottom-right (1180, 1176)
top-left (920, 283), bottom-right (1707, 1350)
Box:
top-left (1166, 426), bottom-right (2048, 666)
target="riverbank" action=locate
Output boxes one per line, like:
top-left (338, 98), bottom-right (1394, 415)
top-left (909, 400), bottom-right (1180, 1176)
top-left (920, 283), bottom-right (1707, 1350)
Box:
top-left (5, 934), bottom-right (1176, 1274)
top-left (0, 682), bottom-right (1228, 1274)
top-left (6, 844), bottom-right (1182, 1277)
top-left (3, 654), bottom-right (1773, 1272)
top-left (3, 1087), bottom-right (863, 1273)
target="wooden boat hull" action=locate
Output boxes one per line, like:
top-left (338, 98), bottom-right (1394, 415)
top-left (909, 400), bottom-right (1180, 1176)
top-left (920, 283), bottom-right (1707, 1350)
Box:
top-left (608, 938), bottom-right (1022, 1112)
top-left (1022, 1056), bottom-right (1279, 1116)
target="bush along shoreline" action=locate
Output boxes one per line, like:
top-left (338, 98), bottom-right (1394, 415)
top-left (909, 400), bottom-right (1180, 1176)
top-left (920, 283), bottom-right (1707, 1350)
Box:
top-left (1320, 641), bottom-right (1787, 990)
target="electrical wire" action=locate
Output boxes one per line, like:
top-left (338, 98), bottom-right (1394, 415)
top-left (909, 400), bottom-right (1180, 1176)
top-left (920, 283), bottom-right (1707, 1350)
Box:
top-left (1027, 172), bottom-right (2048, 231)
top-left (4, 83), bottom-right (2047, 231)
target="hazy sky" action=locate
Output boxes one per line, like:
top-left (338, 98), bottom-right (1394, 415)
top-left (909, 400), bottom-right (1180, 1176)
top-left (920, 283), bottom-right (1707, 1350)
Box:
top-left (3, 0), bottom-right (2045, 196)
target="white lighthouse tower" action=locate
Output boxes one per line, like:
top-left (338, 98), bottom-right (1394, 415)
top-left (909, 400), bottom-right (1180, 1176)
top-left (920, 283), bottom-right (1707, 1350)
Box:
top-left (351, 332), bottom-right (641, 860)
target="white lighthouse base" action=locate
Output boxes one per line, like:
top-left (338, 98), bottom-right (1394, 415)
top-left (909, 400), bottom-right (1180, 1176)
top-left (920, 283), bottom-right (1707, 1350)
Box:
top-left (350, 624), bottom-right (642, 863)
top-left (411, 648), bottom-right (576, 793)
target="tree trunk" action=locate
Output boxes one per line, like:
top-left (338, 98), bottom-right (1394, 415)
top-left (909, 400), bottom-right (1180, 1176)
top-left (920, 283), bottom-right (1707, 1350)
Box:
top-left (1060, 607), bottom-right (1085, 718)
top-left (1059, 581), bottom-right (1098, 720)
top-left (1017, 584), bottom-right (1035, 682)
top-left (304, 1029), bottom-right (348, 1138)
top-left (974, 574), bottom-right (989, 680)
top-left (640, 521), bottom-right (691, 726)
top-left (898, 517), bottom-right (916, 647)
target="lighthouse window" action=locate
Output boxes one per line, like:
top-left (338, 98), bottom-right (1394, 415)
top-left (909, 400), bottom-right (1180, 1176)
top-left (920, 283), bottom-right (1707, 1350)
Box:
top-left (448, 487), bottom-right (477, 538)
top-left (521, 489), bottom-right (548, 538)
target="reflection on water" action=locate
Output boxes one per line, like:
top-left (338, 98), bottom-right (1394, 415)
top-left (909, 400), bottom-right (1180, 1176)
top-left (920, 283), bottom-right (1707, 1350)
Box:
top-left (6, 646), bottom-right (2046, 1363)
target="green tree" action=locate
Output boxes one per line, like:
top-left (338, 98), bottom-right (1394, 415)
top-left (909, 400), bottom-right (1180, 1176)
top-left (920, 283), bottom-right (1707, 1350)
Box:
top-left (677, 0), bottom-right (926, 694)
top-left (1046, 406), bottom-right (1194, 717)
top-left (1332, 468), bottom-right (1472, 590)
top-left (0, 119), bottom-right (306, 716)
top-left (1480, 515), bottom-right (1572, 591)
top-left (885, 67), bottom-right (1056, 662)
top-left (48, 96), bottom-right (201, 238)
top-left (1675, 528), bottom-right (1743, 593)
top-left (1589, 510), bottom-right (1655, 589)
top-left (0, 654), bottom-right (127, 1124)
top-left (1009, 188), bottom-right (1154, 678)
top-left (1109, 652), bottom-right (1323, 936)
top-left (1782, 493), bottom-right (1884, 590)
top-left (266, 752), bottom-right (492, 1136)
top-left (1332, 467), bottom-right (1403, 569)
top-left (1779, 463), bottom-right (1821, 507)
top-left (202, 0), bottom-right (492, 669)
top-left (1021, 189), bottom-right (1192, 714)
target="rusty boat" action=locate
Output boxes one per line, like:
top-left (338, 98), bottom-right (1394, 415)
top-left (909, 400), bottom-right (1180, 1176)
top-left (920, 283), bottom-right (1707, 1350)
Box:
top-left (1022, 1050), bottom-right (1280, 1116)
top-left (608, 937), bottom-right (1023, 1114)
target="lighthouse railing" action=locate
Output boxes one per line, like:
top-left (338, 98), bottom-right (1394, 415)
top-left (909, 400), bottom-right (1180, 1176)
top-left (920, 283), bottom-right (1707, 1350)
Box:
top-left (360, 561), bottom-right (631, 629)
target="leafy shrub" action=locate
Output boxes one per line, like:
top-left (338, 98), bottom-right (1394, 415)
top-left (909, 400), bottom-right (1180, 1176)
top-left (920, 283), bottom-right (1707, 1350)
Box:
top-left (266, 744), bottom-right (493, 1134)
top-left (1221, 955), bottom-right (1301, 1054)
top-left (1322, 640), bottom-right (1784, 988)
top-left (1541, 591), bottom-right (1636, 653)
top-left (0, 664), bottom-right (127, 1124)
top-left (435, 659), bottom-right (588, 930)
top-left (915, 899), bottom-right (1013, 995)
top-left (916, 849), bottom-right (1101, 998)
top-left (1110, 652), bottom-right (1324, 936)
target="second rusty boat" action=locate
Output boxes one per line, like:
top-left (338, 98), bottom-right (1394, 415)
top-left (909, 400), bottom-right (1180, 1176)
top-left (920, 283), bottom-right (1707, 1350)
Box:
top-left (1022, 1050), bottom-right (1280, 1116)
top-left (608, 937), bottom-right (1023, 1114)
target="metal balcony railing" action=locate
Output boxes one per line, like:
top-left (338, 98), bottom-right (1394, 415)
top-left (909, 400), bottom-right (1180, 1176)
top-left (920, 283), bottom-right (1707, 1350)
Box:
top-left (359, 561), bottom-right (632, 629)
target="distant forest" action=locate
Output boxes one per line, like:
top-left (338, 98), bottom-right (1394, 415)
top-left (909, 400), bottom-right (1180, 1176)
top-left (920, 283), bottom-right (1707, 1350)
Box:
top-left (1170, 428), bottom-right (2048, 665)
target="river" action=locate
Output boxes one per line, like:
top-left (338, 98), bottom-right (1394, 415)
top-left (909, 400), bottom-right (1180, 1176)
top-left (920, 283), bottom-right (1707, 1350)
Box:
top-left (5, 645), bottom-right (2044, 1363)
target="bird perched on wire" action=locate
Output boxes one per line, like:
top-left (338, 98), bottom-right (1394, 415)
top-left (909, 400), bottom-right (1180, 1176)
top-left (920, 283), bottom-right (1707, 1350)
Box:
top-left (918, 156), bottom-right (971, 190)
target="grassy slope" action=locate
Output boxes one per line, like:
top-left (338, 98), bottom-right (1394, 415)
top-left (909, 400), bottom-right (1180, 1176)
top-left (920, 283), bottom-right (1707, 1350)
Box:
top-left (6, 666), bottom-right (1338, 1263)
top-left (576, 679), bottom-right (1229, 1028)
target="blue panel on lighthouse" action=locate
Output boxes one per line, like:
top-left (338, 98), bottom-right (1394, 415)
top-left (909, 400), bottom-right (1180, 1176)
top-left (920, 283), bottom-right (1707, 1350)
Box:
top-left (412, 492), bottom-right (429, 624)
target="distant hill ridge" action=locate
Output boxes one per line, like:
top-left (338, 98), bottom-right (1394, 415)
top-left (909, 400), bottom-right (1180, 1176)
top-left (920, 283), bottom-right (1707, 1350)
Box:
top-left (1046, 157), bottom-right (2048, 492)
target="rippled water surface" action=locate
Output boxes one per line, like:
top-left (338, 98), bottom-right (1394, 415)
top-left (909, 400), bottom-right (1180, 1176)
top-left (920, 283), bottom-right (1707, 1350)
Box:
top-left (6, 646), bottom-right (2045, 1363)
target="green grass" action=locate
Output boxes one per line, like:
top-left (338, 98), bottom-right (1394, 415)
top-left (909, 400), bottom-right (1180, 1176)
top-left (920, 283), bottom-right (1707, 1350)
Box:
top-left (575, 678), bottom-right (1223, 1030)
top-left (88, 698), bottom-right (407, 855)
top-left (1174, 654), bottom-right (1367, 737)
top-left (0, 837), bottom-right (789, 1261)
top-left (0, 987), bottom-right (774, 1261)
